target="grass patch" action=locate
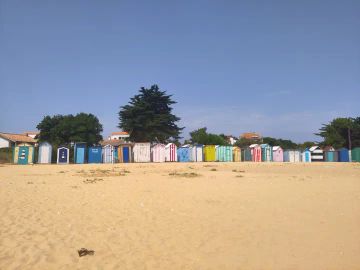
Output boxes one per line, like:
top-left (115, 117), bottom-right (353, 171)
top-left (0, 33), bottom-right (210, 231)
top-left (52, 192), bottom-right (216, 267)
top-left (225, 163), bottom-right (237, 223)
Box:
top-left (58, 171), bottom-right (66, 173)
top-left (232, 169), bottom-right (245, 173)
top-left (83, 178), bottom-right (104, 184)
top-left (169, 171), bottom-right (201, 178)
top-left (210, 168), bottom-right (217, 171)
top-left (236, 175), bottom-right (244, 178)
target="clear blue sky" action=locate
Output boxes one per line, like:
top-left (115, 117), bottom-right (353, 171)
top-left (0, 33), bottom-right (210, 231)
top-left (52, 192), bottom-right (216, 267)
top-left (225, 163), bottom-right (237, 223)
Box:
top-left (1, 0), bottom-right (359, 142)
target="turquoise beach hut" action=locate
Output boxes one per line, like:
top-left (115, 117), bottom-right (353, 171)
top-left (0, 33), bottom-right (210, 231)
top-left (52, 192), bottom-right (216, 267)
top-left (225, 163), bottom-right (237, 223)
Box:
top-left (260, 144), bottom-right (272, 162)
top-left (216, 145), bottom-right (233, 162)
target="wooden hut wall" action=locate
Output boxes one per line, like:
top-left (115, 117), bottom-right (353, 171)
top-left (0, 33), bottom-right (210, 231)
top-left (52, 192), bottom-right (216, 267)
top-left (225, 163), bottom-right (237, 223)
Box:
top-left (233, 147), bottom-right (241, 162)
top-left (57, 147), bottom-right (69, 164)
top-left (102, 145), bottom-right (114, 163)
top-left (38, 142), bottom-right (52, 164)
top-left (151, 144), bottom-right (166, 162)
top-left (272, 146), bottom-right (283, 162)
top-left (351, 147), bottom-right (360, 162)
top-left (204, 145), bottom-right (216, 162)
top-left (133, 143), bottom-right (151, 162)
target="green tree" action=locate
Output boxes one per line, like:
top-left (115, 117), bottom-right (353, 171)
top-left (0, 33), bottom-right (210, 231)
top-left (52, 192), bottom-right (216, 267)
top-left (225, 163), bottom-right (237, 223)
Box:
top-left (37, 113), bottom-right (103, 145)
top-left (262, 137), bottom-right (298, 149)
top-left (234, 137), bottom-right (262, 148)
top-left (189, 127), bottom-right (229, 145)
top-left (316, 117), bottom-right (360, 149)
top-left (118, 85), bottom-right (183, 142)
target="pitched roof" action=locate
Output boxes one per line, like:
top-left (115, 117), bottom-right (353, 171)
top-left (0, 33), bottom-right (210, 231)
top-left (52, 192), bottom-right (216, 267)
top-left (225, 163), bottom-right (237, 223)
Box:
top-left (272, 146), bottom-right (282, 151)
top-left (0, 132), bottom-right (37, 143)
top-left (23, 131), bottom-right (39, 135)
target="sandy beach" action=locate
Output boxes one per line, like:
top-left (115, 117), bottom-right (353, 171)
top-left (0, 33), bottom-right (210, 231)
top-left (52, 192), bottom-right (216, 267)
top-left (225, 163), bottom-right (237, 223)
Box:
top-left (0, 162), bottom-right (359, 270)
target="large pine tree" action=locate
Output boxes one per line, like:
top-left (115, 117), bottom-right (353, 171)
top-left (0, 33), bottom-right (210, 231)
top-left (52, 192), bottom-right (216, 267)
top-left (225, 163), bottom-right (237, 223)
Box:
top-left (118, 85), bottom-right (183, 142)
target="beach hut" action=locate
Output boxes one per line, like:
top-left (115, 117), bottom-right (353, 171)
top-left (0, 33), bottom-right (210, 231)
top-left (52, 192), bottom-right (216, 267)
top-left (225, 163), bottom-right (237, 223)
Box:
top-left (233, 146), bottom-right (241, 162)
top-left (242, 148), bottom-right (252, 161)
top-left (302, 149), bottom-right (311, 162)
top-left (309, 146), bottom-right (324, 162)
top-left (133, 143), bottom-right (151, 163)
top-left (14, 144), bottom-right (35, 164)
top-left (204, 145), bottom-right (216, 162)
top-left (216, 145), bottom-right (233, 162)
top-left (165, 143), bottom-right (177, 162)
top-left (74, 143), bottom-right (87, 164)
top-left (260, 144), bottom-right (272, 162)
top-left (151, 143), bottom-right (166, 162)
top-left (338, 148), bottom-right (350, 162)
top-left (57, 147), bottom-right (69, 164)
top-left (192, 144), bottom-right (204, 162)
top-left (249, 144), bottom-right (261, 162)
top-left (323, 146), bottom-right (336, 162)
top-left (283, 150), bottom-right (301, 162)
top-left (38, 142), bottom-right (52, 164)
top-left (351, 147), bottom-right (360, 162)
top-left (115, 142), bottom-right (133, 163)
top-left (88, 146), bottom-right (102, 163)
top-left (272, 146), bottom-right (283, 162)
top-left (102, 144), bottom-right (114, 163)
top-left (177, 145), bottom-right (191, 162)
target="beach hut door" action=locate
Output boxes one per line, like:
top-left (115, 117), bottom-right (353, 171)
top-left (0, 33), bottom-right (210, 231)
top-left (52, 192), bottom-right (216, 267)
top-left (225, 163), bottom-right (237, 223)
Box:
top-left (58, 148), bottom-right (68, 163)
top-left (18, 146), bottom-right (29, 164)
top-left (123, 147), bottom-right (130, 163)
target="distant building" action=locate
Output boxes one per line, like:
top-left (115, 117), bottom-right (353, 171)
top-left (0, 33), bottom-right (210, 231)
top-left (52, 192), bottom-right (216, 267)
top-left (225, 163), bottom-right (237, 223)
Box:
top-left (225, 135), bottom-right (238, 145)
top-left (108, 131), bottom-right (130, 141)
top-left (0, 132), bottom-right (37, 148)
top-left (240, 132), bottom-right (262, 141)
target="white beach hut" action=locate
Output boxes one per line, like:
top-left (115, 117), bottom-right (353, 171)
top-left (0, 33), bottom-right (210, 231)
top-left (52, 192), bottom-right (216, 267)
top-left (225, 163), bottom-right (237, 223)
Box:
top-left (151, 143), bottom-right (166, 162)
top-left (133, 143), bottom-right (151, 163)
top-left (38, 142), bottom-right (52, 164)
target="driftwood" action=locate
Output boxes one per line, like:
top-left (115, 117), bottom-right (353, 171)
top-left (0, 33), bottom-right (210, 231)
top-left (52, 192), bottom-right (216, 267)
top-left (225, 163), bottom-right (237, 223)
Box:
top-left (78, 248), bottom-right (95, 257)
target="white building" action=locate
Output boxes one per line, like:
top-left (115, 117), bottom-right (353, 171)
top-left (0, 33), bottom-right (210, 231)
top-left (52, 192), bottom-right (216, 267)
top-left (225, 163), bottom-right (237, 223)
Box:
top-left (0, 132), bottom-right (37, 148)
top-left (108, 131), bottom-right (130, 141)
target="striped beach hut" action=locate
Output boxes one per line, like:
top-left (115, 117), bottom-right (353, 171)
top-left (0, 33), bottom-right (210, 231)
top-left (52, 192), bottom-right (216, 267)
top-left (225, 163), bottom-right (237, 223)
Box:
top-left (352, 147), bottom-right (360, 162)
top-left (74, 143), bottom-right (87, 164)
top-left (88, 146), bottom-right (102, 163)
top-left (177, 145), bottom-right (191, 162)
top-left (14, 144), bottom-right (35, 164)
top-left (192, 144), bottom-right (204, 162)
top-left (165, 143), bottom-right (177, 162)
top-left (204, 145), bottom-right (216, 162)
top-left (260, 144), bottom-right (272, 162)
top-left (151, 143), bottom-right (166, 162)
top-left (57, 146), bottom-right (69, 164)
top-left (283, 150), bottom-right (301, 162)
top-left (38, 142), bottom-right (52, 164)
top-left (216, 145), bottom-right (233, 162)
top-left (133, 143), bottom-right (151, 163)
top-left (338, 148), bottom-right (349, 162)
top-left (309, 146), bottom-right (324, 162)
top-left (249, 144), bottom-right (261, 162)
top-left (233, 146), bottom-right (241, 162)
top-left (272, 146), bottom-right (283, 162)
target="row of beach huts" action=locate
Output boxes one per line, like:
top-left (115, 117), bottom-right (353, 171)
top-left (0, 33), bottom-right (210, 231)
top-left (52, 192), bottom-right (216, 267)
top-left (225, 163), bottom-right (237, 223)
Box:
top-left (12, 141), bottom-right (360, 164)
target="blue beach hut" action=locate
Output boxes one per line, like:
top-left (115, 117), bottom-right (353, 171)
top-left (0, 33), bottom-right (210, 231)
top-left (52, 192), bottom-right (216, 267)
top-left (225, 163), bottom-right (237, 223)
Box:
top-left (338, 148), bottom-right (349, 162)
top-left (57, 147), bottom-right (69, 164)
top-left (88, 146), bottom-right (102, 163)
top-left (178, 146), bottom-right (191, 162)
top-left (74, 143), bottom-right (87, 164)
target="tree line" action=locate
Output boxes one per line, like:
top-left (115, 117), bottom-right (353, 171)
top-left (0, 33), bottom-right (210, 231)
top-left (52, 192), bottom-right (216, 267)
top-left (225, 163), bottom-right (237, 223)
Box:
top-left (36, 84), bottom-right (360, 150)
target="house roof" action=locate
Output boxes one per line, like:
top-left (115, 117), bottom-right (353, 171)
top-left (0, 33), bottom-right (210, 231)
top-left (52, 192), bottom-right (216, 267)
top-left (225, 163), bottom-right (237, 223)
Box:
top-left (241, 132), bottom-right (262, 140)
top-left (100, 139), bottom-right (133, 147)
top-left (23, 131), bottom-right (39, 135)
top-left (0, 132), bottom-right (37, 144)
top-left (111, 131), bottom-right (129, 136)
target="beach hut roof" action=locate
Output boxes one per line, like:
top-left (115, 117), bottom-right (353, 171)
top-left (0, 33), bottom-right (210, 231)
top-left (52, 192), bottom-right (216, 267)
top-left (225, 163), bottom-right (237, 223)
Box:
top-left (100, 139), bottom-right (133, 147)
top-left (272, 146), bottom-right (282, 151)
top-left (249, 144), bottom-right (259, 148)
top-left (309, 146), bottom-right (321, 152)
top-left (0, 132), bottom-right (37, 144)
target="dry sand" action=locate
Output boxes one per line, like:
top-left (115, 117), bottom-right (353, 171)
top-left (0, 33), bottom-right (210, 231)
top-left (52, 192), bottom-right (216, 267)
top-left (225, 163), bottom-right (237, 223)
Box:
top-left (0, 162), bottom-right (360, 270)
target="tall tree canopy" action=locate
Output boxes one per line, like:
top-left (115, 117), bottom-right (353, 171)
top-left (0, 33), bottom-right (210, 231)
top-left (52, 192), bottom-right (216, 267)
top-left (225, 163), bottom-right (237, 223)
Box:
top-left (118, 85), bottom-right (183, 142)
top-left (316, 117), bottom-right (360, 149)
top-left (189, 127), bottom-right (229, 145)
top-left (37, 113), bottom-right (103, 145)
top-left (262, 137), bottom-right (298, 149)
